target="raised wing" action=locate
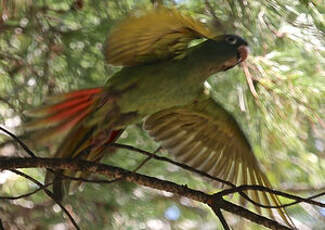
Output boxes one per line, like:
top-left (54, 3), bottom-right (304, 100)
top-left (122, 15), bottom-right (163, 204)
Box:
top-left (144, 96), bottom-right (292, 226)
top-left (104, 7), bottom-right (216, 66)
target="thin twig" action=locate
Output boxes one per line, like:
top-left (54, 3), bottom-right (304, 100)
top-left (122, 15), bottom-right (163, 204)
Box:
top-left (111, 143), bottom-right (235, 187)
top-left (131, 146), bottom-right (160, 172)
top-left (0, 126), bottom-right (81, 227)
top-left (0, 182), bottom-right (52, 200)
top-left (241, 62), bottom-right (258, 98)
top-left (218, 185), bottom-right (325, 208)
top-left (248, 67), bottom-right (325, 129)
top-left (0, 127), bottom-right (36, 158)
top-left (9, 169), bottom-right (80, 230)
top-left (133, 156), bottom-right (152, 172)
top-left (214, 208), bottom-right (230, 230)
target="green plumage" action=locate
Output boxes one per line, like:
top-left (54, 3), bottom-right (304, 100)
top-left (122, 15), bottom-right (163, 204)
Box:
top-left (24, 6), bottom-right (293, 227)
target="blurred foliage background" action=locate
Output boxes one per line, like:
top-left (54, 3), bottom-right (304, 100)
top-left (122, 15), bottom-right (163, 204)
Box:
top-left (0, 0), bottom-right (324, 229)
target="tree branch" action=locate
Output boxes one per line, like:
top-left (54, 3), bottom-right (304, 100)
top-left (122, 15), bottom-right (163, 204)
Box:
top-left (1, 127), bottom-right (324, 229)
top-left (0, 156), bottom-right (292, 230)
top-left (111, 143), bottom-right (234, 187)
top-left (111, 143), bottom-right (325, 210)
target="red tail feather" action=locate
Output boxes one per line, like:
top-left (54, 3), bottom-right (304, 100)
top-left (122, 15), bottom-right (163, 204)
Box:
top-left (39, 87), bottom-right (122, 201)
top-left (44, 88), bottom-right (102, 122)
top-left (50, 108), bottom-right (92, 134)
top-left (63, 88), bottom-right (102, 100)
top-left (26, 87), bottom-right (103, 142)
top-left (47, 100), bottom-right (92, 122)
top-left (47, 97), bottom-right (91, 113)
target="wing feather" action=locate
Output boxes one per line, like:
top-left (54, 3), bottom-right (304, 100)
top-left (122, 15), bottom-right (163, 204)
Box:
top-left (105, 7), bottom-right (216, 66)
top-left (144, 97), bottom-right (293, 226)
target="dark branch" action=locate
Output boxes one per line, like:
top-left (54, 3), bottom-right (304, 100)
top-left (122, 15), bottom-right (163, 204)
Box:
top-left (210, 198), bottom-right (291, 230)
top-left (111, 143), bottom-right (235, 187)
top-left (0, 157), bottom-right (292, 230)
top-left (0, 218), bottom-right (4, 230)
top-left (2, 127), bottom-right (323, 217)
top-left (1, 127), bottom-right (324, 229)
top-left (0, 127), bottom-right (36, 158)
top-left (9, 169), bottom-right (80, 230)
top-left (111, 143), bottom-right (325, 210)
top-left (0, 180), bottom-right (52, 200)
top-left (218, 185), bottom-right (325, 208)
top-left (214, 207), bottom-right (230, 230)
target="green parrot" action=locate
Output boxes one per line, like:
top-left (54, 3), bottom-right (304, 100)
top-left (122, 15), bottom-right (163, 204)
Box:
top-left (25, 7), bottom-right (292, 226)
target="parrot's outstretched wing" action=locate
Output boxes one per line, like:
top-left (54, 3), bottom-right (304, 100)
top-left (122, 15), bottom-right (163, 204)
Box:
top-left (144, 96), bottom-right (293, 226)
top-left (104, 7), bottom-right (216, 66)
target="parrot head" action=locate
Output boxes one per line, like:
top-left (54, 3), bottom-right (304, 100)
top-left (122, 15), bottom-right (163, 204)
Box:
top-left (218, 34), bottom-right (249, 71)
top-left (196, 34), bottom-right (248, 74)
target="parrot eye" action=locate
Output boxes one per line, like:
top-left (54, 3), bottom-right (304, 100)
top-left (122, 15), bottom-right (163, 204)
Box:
top-left (225, 36), bottom-right (238, 45)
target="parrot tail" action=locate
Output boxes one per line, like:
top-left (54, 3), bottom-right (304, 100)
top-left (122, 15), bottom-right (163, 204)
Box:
top-left (24, 88), bottom-right (103, 144)
top-left (25, 87), bottom-right (124, 201)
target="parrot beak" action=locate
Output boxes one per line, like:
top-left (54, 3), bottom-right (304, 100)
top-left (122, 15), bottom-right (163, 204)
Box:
top-left (222, 45), bottom-right (249, 71)
top-left (237, 45), bottom-right (249, 63)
